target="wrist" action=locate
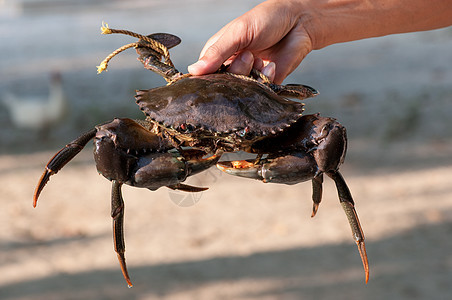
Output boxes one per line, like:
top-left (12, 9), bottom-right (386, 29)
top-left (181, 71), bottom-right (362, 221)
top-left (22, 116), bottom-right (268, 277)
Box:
top-left (296, 0), bottom-right (452, 50)
top-left (296, 0), bottom-right (375, 50)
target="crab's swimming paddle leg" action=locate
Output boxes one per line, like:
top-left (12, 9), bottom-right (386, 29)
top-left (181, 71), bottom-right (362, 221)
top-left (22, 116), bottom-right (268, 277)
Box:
top-left (111, 180), bottom-right (133, 288)
top-left (311, 174), bottom-right (323, 217)
top-left (33, 128), bottom-right (97, 207)
top-left (272, 83), bottom-right (319, 100)
top-left (327, 171), bottom-right (369, 284)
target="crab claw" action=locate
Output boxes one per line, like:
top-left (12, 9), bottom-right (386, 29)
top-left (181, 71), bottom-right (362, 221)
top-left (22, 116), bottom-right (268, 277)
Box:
top-left (166, 151), bottom-right (222, 192)
top-left (216, 160), bottom-right (261, 180)
top-left (217, 153), bottom-right (318, 185)
top-left (217, 155), bottom-right (324, 217)
top-left (184, 149), bottom-right (223, 176)
top-left (128, 149), bottom-right (222, 191)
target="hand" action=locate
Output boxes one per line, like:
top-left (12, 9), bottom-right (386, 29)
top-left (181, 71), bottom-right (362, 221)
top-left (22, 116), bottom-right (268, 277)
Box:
top-left (188, 0), bottom-right (452, 84)
top-left (188, 0), bottom-right (312, 84)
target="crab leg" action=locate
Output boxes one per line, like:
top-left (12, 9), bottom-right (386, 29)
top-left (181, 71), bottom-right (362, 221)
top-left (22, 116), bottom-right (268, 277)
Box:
top-left (111, 180), bottom-right (133, 288)
top-left (33, 128), bottom-right (97, 207)
top-left (218, 158), bottom-right (369, 283)
top-left (327, 170), bottom-right (369, 284)
top-left (270, 83), bottom-right (319, 100)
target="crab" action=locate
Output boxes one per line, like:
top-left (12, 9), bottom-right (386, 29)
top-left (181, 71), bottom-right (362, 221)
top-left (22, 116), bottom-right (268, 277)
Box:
top-left (33, 24), bottom-right (369, 287)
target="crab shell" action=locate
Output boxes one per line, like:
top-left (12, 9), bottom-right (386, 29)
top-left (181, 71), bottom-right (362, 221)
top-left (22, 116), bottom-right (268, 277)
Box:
top-left (135, 73), bottom-right (307, 151)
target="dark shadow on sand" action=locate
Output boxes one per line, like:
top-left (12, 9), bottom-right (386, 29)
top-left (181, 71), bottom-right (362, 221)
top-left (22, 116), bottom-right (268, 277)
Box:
top-left (2, 221), bottom-right (452, 300)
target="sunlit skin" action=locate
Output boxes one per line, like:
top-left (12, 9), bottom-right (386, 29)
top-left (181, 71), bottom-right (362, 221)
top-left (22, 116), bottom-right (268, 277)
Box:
top-left (188, 0), bottom-right (452, 84)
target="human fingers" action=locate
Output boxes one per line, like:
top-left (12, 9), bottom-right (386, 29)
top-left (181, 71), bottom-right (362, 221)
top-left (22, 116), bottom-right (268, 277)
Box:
top-left (225, 54), bottom-right (275, 82)
top-left (188, 20), bottom-right (246, 75)
top-left (260, 62), bottom-right (276, 82)
top-left (189, 0), bottom-right (305, 80)
top-left (188, 1), bottom-right (278, 75)
top-left (226, 51), bottom-right (254, 76)
top-left (260, 25), bottom-right (312, 84)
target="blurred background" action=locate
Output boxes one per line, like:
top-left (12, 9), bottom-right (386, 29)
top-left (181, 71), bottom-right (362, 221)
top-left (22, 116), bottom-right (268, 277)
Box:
top-left (1, 0), bottom-right (452, 299)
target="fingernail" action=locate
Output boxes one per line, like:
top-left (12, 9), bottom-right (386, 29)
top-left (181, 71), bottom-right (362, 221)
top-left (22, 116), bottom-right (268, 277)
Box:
top-left (262, 62), bottom-right (276, 81)
top-left (240, 51), bottom-right (254, 65)
top-left (253, 57), bottom-right (264, 70)
top-left (188, 60), bottom-right (207, 74)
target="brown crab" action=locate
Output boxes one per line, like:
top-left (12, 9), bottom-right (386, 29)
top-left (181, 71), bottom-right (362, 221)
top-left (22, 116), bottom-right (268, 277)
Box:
top-left (33, 24), bottom-right (369, 287)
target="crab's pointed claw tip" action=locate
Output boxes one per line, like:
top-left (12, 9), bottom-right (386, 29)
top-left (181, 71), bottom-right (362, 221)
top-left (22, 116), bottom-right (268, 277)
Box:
top-left (357, 240), bottom-right (369, 284)
top-left (117, 252), bottom-right (133, 288)
top-left (167, 183), bottom-right (209, 193)
top-left (33, 169), bottom-right (52, 208)
top-left (311, 203), bottom-right (319, 218)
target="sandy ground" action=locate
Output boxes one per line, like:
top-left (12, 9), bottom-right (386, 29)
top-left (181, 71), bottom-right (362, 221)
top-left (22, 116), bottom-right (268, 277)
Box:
top-left (1, 1), bottom-right (452, 299)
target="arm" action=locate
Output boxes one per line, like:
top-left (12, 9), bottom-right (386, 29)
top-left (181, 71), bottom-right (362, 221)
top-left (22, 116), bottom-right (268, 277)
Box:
top-left (308, 0), bottom-right (452, 49)
top-left (188, 0), bottom-right (452, 84)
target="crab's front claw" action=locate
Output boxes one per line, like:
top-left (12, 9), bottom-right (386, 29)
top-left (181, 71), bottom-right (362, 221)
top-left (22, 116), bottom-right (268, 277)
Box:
top-left (168, 151), bottom-right (222, 192)
top-left (216, 159), bottom-right (261, 180)
top-left (130, 149), bottom-right (221, 191)
top-left (217, 153), bottom-right (318, 185)
top-left (94, 118), bottom-right (221, 192)
top-left (183, 149), bottom-right (223, 176)
top-left (217, 154), bottom-right (321, 216)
